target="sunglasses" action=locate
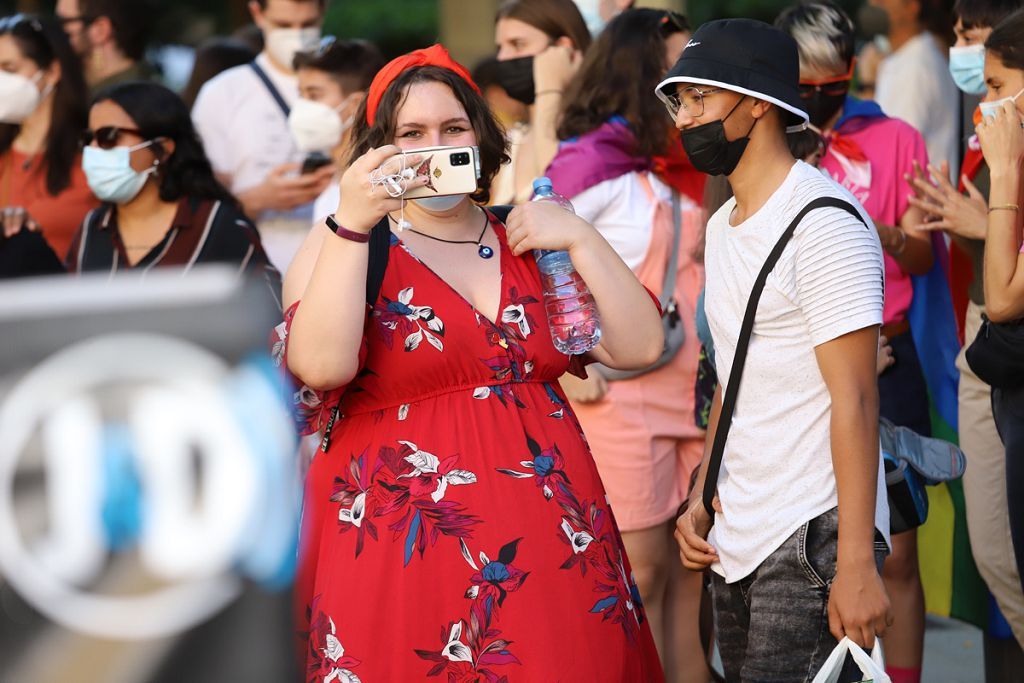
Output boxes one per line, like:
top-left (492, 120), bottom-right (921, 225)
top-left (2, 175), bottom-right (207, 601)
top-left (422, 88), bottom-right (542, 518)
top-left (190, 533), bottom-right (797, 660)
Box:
top-left (798, 61), bottom-right (856, 99)
top-left (81, 126), bottom-right (144, 150)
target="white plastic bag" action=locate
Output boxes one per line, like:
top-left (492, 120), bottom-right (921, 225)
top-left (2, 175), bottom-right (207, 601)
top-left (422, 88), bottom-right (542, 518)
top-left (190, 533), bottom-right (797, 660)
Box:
top-left (810, 637), bottom-right (890, 683)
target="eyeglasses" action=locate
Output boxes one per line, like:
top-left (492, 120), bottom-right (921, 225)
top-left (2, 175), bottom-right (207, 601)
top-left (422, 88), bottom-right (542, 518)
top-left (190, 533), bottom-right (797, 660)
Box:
top-left (57, 14), bottom-right (92, 27)
top-left (798, 62), bottom-right (855, 99)
top-left (663, 86), bottom-right (725, 118)
top-left (81, 126), bottom-right (144, 149)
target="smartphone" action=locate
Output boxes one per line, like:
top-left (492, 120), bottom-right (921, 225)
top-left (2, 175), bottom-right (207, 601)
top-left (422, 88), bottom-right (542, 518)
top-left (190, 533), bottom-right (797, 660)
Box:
top-left (301, 152), bottom-right (333, 175)
top-left (392, 145), bottom-right (480, 199)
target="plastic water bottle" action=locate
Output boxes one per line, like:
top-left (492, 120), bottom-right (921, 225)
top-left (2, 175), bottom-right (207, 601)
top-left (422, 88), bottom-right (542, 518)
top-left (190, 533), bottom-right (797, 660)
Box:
top-left (531, 177), bottom-right (602, 355)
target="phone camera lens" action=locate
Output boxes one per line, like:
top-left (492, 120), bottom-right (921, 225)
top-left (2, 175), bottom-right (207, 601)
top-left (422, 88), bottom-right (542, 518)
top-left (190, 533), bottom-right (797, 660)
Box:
top-left (450, 152), bottom-right (469, 166)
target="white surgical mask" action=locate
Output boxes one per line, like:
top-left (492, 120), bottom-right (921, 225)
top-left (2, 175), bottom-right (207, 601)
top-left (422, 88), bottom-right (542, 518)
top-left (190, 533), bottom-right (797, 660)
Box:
top-left (287, 96), bottom-right (354, 153)
top-left (979, 88), bottom-right (1024, 120)
top-left (82, 141), bottom-right (158, 204)
top-left (265, 27), bottom-right (321, 72)
top-left (412, 195), bottom-right (468, 212)
top-left (0, 70), bottom-right (49, 124)
top-left (948, 44), bottom-right (987, 95)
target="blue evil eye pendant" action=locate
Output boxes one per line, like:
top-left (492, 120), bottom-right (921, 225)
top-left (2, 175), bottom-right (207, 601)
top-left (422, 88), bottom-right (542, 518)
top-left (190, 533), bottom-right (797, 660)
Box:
top-left (478, 245), bottom-right (494, 259)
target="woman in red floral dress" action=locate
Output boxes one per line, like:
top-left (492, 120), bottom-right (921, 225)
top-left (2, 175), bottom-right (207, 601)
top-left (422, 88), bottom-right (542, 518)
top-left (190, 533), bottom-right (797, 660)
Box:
top-left (280, 45), bottom-right (665, 682)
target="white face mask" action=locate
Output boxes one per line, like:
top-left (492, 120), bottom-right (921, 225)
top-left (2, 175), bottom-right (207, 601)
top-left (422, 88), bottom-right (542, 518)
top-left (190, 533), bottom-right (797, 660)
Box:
top-left (82, 141), bottom-right (158, 204)
top-left (412, 195), bottom-right (468, 212)
top-left (287, 96), bottom-right (355, 153)
top-left (0, 70), bottom-right (49, 124)
top-left (980, 87), bottom-right (1024, 120)
top-left (265, 27), bottom-right (321, 71)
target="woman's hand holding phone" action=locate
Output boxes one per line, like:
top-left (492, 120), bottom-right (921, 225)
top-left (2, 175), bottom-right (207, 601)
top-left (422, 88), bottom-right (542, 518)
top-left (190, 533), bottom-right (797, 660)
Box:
top-left (333, 145), bottom-right (426, 233)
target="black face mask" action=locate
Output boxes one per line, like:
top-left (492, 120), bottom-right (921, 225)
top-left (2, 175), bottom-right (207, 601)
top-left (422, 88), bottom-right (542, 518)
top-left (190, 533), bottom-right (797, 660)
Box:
top-left (804, 90), bottom-right (846, 129)
top-left (681, 96), bottom-right (757, 177)
top-left (495, 55), bottom-right (536, 105)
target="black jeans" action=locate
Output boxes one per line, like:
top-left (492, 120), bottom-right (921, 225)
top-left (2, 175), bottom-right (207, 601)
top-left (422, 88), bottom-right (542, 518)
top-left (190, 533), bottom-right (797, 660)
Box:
top-left (711, 508), bottom-right (888, 683)
top-left (993, 383), bottom-right (1024, 595)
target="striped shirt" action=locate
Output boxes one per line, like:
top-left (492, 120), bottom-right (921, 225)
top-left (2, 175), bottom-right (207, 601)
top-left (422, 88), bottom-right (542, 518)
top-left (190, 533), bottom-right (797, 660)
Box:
top-left (704, 160), bottom-right (889, 582)
top-left (66, 196), bottom-right (281, 306)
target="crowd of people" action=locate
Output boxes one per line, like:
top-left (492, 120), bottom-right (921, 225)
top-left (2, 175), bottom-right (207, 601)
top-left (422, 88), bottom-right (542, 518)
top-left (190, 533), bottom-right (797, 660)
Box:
top-left (1, 0), bottom-right (1023, 681)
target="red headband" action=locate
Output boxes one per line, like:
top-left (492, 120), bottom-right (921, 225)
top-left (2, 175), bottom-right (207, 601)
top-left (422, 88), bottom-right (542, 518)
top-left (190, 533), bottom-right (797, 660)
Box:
top-left (365, 44), bottom-right (481, 125)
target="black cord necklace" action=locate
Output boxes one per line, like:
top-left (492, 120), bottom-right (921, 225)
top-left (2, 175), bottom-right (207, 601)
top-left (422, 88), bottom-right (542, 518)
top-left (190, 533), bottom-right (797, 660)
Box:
top-left (390, 209), bottom-right (494, 259)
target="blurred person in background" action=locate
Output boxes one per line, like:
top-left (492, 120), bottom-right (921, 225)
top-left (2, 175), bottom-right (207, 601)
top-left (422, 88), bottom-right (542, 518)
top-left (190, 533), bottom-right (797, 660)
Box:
top-left (472, 55), bottom-right (529, 131)
top-left (906, 0), bottom-right (1024, 648)
top-left (870, 0), bottom-right (961, 180)
top-left (777, 6), bottom-right (955, 682)
top-left (973, 3), bottom-right (1024, 623)
top-left (55, 0), bottom-right (157, 93)
top-left (545, 9), bottom-right (708, 681)
top-left (493, 0), bottom-right (591, 205)
top-left (283, 43), bottom-right (665, 681)
top-left (289, 37), bottom-right (385, 223)
top-left (180, 37), bottom-right (257, 110)
top-left (191, 0), bottom-right (334, 274)
top-left (68, 82), bottom-right (279, 299)
top-left (572, 0), bottom-right (634, 36)
top-left (0, 13), bottom-right (95, 261)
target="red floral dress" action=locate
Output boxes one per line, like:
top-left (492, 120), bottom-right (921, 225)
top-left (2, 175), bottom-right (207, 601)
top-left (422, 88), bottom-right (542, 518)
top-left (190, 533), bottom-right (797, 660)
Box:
top-left (278, 213), bottom-right (664, 682)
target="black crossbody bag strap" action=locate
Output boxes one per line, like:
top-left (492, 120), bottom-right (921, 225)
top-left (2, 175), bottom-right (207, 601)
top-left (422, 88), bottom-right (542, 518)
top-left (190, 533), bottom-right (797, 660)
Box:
top-left (249, 62), bottom-right (291, 119)
top-left (701, 196), bottom-right (866, 517)
top-left (363, 205), bottom-right (514, 307)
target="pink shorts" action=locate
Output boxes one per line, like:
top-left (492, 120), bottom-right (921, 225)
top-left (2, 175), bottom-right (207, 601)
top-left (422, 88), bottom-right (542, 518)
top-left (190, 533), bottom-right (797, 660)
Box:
top-left (572, 359), bottom-right (705, 532)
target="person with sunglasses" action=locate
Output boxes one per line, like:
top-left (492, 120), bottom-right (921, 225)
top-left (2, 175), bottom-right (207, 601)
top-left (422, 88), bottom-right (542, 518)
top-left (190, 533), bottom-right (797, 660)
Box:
top-left (543, 10), bottom-right (709, 680)
top-left (777, 4), bottom-right (962, 682)
top-left (67, 81), bottom-right (279, 298)
top-left (0, 14), bottom-right (96, 263)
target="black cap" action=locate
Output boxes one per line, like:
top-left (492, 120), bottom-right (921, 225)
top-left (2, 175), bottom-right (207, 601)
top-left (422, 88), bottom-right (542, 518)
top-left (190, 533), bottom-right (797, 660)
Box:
top-left (656, 18), bottom-right (809, 132)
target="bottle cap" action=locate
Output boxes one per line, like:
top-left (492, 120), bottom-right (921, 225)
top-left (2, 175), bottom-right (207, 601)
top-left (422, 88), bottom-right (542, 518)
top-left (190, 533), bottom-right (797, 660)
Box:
top-left (532, 177), bottom-right (553, 193)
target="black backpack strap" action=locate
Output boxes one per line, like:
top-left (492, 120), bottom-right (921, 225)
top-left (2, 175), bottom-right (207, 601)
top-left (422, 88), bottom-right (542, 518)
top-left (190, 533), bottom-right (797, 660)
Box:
top-left (249, 62), bottom-right (290, 119)
top-left (487, 204), bottom-right (514, 224)
top-left (701, 196), bottom-right (867, 517)
top-left (365, 216), bottom-right (392, 307)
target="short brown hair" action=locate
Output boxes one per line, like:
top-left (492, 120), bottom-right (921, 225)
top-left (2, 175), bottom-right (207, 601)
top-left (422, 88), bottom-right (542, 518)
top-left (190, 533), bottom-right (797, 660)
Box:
top-left (495, 0), bottom-right (592, 53)
top-left (347, 66), bottom-right (510, 205)
top-left (293, 39), bottom-right (385, 94)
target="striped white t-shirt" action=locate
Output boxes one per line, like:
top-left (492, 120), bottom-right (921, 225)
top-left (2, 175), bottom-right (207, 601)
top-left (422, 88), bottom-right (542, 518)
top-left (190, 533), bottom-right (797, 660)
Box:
top-left (705, 160), bottom-right (890, 583)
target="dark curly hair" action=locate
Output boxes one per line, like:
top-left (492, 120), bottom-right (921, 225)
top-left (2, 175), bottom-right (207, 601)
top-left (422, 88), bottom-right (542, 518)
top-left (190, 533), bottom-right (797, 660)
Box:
top-left (92, 81), bottom-right (232, 203)
top-left (346, 66), bottom-right (510, 206)
top-left (557, 8), bottom-right (688, 158)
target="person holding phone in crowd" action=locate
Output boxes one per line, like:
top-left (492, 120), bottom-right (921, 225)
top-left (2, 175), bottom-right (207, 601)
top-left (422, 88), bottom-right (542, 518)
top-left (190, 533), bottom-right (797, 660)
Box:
top-left (281, 44), bottom-right (666, 681)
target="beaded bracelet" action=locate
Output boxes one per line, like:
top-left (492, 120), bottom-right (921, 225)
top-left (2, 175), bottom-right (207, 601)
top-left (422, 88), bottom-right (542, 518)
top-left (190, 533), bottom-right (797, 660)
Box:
top-left (326, 214), bottom-right (371, 243)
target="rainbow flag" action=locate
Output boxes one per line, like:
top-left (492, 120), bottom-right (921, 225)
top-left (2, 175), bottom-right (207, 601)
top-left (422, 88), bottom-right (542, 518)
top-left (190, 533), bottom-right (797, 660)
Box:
top-left (909, 234), bottom-right (990, 629)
